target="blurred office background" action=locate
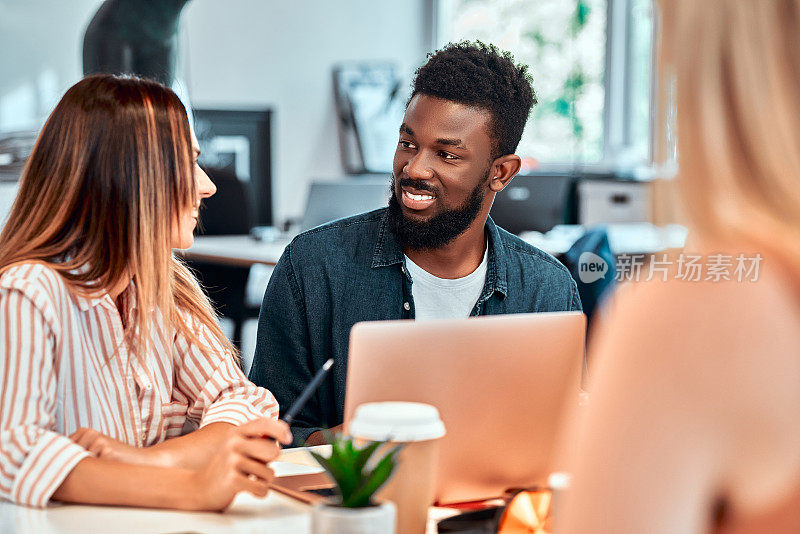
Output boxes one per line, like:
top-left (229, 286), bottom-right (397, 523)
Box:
top-left (0, 0), bottom-right (681, 369)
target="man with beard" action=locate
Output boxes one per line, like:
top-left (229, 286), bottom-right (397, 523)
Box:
top-left (249, 42), bottom-right (582, 446)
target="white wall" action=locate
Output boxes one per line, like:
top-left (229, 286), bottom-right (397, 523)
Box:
top-left (183, 1), bottom-right (430, 223)
top-left (0, 0), bottom-right (103, 131)
top-left (0, 0), bottom-right (430, 224)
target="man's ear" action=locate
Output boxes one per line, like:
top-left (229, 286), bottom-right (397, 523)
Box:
top-left (488, 155), bottom-right (522, 192)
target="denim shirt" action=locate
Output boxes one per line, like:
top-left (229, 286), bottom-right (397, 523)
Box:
top-left (249, 208), bottom-right (582, 446)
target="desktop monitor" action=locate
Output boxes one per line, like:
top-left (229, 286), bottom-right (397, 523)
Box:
top-left (490, 173), bottom-right (573, 234)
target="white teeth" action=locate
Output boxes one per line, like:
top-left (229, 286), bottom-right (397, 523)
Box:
top-left (404, 191), bottom-right (434, 201)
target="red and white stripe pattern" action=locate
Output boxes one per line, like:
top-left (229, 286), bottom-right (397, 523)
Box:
top-left (0, 263), bottom-right (278, 507)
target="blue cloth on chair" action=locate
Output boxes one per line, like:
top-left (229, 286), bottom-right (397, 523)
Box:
top-left (563, 228), bottom-right (616, 321)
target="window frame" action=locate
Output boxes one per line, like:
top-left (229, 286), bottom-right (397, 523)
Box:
top-left (431, 0), bottom-right (656, 170)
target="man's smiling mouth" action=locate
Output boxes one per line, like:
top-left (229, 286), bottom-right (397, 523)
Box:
top-left (401, 186), bottom-right (436, 210)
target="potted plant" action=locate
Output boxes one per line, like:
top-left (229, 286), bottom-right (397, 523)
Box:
top-left (309, 432), bottom-right (403, 534)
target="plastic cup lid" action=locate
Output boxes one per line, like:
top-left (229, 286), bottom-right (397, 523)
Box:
top-left (349, 402), bottom-right (446, 442)
top-left (548, 472), bottom-right (572, 490)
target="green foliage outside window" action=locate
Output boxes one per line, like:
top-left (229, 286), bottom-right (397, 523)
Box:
top-left (438, 0), bottom-right (653, 166)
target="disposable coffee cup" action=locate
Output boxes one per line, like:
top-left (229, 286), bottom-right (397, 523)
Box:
top-left (350, 402), bottom-right (446, 534)
top-left (547, 472), bottom-right (572, 533)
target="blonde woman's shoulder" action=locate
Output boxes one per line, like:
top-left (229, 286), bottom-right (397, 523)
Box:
top-left (595, 250), bottom-right (800, 512)
top-left (602, 250), bottom-right (800, 373)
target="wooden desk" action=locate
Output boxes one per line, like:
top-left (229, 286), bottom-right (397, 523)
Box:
top-left (181, 235), bottom-right (291, 267)
top-left (181, 223), bottom-right (688, 268)
top-left (0, 446), bottom-right (456, 534)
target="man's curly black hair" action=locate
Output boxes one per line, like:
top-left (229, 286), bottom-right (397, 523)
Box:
top-left (410, 41), bottom-right (537, 159)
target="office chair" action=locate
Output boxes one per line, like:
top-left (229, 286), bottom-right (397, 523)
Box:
top-left (186, 166), bottom-right (260, 352)
top-left (563, 227), bottom-right (616, 323)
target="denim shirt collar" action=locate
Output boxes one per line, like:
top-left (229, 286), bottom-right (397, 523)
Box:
top-left (370, 211), bottom-right (508, 299)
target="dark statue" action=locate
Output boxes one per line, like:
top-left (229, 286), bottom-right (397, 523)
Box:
top-left (83, 0), bottom-right (191, 86)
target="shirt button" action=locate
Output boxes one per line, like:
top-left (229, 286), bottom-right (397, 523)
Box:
top-left (401, 265), bottom-right (405, 274)
top-left (403, 302), bottom-right (410, 311)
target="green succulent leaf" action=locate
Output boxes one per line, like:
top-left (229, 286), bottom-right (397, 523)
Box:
top-left (342, 445), bottom-right (403, 508)
top-left (327, 429), bottom-right (347, 458)
top-left (309, 436), bottom-right (403, 508)
top-left (353, 440), bottom-right (382, 476)
top-left (309, 449), bottom-right (356, 499)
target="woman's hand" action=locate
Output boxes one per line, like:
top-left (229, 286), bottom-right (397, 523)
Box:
top-left (184, 418), bottom-right (293, 511)
top-left (54, 419), bottom-right (292, 511)
top-left (69, 428), bottom-right (167, 467)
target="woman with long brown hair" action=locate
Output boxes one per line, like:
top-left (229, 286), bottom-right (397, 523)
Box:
top-left (0, 74), bottom-right (291, 510)
top-left (558, 1), bottom-right (800, 532)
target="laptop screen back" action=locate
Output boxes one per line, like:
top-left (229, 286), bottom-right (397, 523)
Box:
top-left (301, 179), bottom-right (390, 232)
top-left (344, 312), bottom-right (586, 504)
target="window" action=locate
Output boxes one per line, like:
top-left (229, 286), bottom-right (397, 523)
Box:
top-left (435, 0), bottom-right (654, 168)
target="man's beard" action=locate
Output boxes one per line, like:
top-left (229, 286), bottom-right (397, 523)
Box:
top-left (386, 173), bottom-right (488, 251)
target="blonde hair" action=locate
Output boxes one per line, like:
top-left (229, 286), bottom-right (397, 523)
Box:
top-left (658, 0), bottom-right (800, 276)
top-left (0, 74), bottom-right (236, 359)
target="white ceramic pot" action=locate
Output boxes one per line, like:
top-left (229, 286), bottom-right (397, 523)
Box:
top-left (311, 500), bottom-right (396, 534)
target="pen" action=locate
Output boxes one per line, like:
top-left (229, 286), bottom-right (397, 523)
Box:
top-left (282, 358), bottom-right (334, 425)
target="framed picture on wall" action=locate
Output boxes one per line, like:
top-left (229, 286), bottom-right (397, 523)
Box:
top-left (333, 63), bottom-right (406, 175)
top-left (193, 108), bottom-right (273, 226)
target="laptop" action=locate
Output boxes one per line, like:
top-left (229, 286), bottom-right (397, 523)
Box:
top-left (343, 312), bottom-right (586, 504)
top-left (489, 174), bottom-right (573, 234)
top-left (300, 178), bottom-right (390, 232)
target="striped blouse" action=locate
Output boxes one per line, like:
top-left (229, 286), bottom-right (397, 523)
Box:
top-left (0, 262), bottom-right (279, 508)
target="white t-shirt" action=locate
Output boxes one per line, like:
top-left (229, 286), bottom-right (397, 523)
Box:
top-left (404, 246), bottom-right (489, 321)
